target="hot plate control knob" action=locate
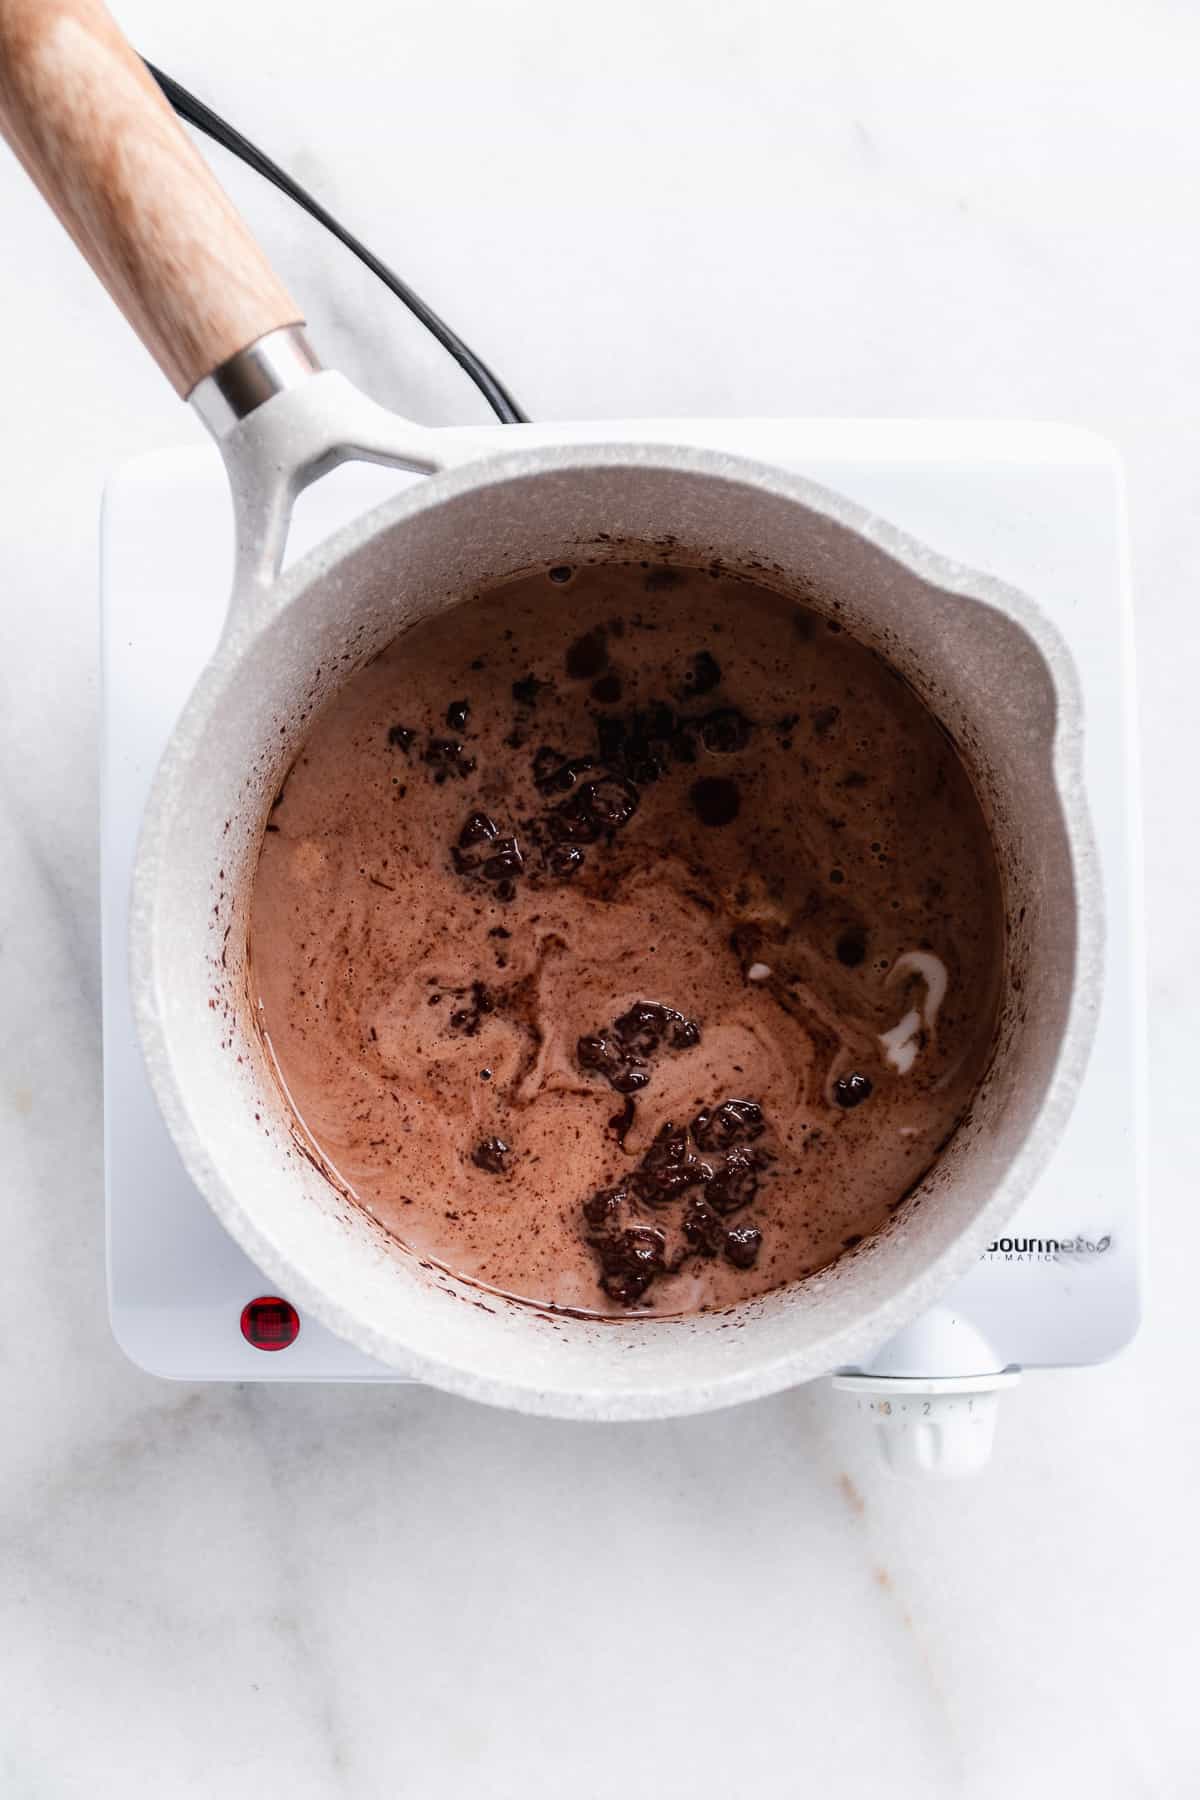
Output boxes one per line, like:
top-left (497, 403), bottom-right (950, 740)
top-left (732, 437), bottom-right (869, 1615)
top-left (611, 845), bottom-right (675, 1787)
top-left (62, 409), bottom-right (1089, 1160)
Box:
top-left (831, 1371), bottom-right (1021, 1478)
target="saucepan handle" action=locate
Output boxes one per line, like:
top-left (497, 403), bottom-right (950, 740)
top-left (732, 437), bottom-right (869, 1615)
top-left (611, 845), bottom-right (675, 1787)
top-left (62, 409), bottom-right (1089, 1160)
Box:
top-left (0, 0), bottom-right (460, 595)
top-left (0, 0), bottom-right (303, 395)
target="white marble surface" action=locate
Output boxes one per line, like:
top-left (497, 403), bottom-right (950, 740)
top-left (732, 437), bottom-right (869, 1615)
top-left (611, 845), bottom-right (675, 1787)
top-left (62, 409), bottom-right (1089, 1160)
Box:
top-left (1, 1), bottom-right (1197, 1793)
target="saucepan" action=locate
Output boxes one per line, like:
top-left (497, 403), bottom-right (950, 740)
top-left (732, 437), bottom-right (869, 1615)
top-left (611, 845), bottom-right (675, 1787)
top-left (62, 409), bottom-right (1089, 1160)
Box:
top-left (0, 0), bottom-right (1100, 1417)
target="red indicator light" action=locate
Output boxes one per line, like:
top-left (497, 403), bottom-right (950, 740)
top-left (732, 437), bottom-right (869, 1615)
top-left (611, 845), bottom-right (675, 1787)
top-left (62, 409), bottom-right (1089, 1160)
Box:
top-left (240, 1296), bottom-right (300, 1351)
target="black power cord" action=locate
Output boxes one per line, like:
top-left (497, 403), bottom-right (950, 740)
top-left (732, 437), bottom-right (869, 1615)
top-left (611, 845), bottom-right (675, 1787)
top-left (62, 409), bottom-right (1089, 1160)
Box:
top-left (145, 60), bottom-right (527, 426)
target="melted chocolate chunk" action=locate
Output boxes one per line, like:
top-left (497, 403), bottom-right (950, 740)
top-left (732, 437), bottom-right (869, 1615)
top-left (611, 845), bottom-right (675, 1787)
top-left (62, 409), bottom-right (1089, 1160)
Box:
top-left (723, 1223), bottom-right (762, 1269)
top-left (472, 1136), bottom-right (510, 1174)
top-left (445, 699), bottom-right (470, 731)
top-left (531, 745), bottom-right (569, 790)
top-left (692, 1099), bottom-right (764, 1150)
top-left (458, 811), bottom-right (499, 848)
top-left (699, 707), bottom-right (750, 754)
top-left (591, 672), bottom-right (623, 704)
top-left (634, 1122), bottom-right (712, 1204)
top-left (582, 1176), bottom-right (668, 1302)
top-left (833, 1072), bottom-right (873, 1108)
top-left (586, 701), bottom-right (696, 788)
top-left (576, 1001), bottom-right (702, 1098)
top-left (548, 794), bottom-right (602, 846)
top-left (424, 738), bottom-right (476, 782)
top-left (613, 1001), bottom-right (700, 1055)
top-left (481, 838), bottom-right (525, 882)
top-left (812, 704), bottom-right (840, 736)
top-left (551, 775), bottom-right (639, 842)
top-left (448, 981), bottom-right (494, 1037)
top-left (586, 775), bottom-right (640, 830)
top-left (593, 713), bottom-right (628, 765)
top-left (543, 842), bottom-right (586, 879)
top-left (677, 650), bottom-right (722, 699)
top-left (595, 1228), bottom-right (666, 1305)
top-left (690, 776), bottom-right (740, 827)
top-left (565, 627), bottom-right (608, 680)
top-left (706, 1144), bottom-right (761, 1215)
top-left (453, 812), bottom-right (526, 896)
top-left (387, 724), bottom-right (417, 751)
top-left (583, 1183), bottom-right (633, 1228)
top-left (682, 1194), bottom-right (723, 1257)
top-left (534, 752), bottom-right (604, 797)
top-left (580, 1094), bottom-right (775, 1305)
top-left (577, 1033), bottom-right (650, 1095)
top-left (608, 1094), bottom-right (637, 1146)
top-left (512, 673), bottom-right (550, 707)
top-left (836, 928), bottom-right (867, 967)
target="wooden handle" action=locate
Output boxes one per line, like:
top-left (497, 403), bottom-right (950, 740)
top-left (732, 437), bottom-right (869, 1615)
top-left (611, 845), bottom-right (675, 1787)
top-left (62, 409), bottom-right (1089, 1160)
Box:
top-left (0, 0), bottom-right (303, 395)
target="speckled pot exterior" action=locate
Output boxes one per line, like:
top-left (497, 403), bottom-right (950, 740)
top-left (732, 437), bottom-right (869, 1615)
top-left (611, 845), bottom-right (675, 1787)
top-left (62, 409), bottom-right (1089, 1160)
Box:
top-left (131, 379), bottom-right (1101, 1419)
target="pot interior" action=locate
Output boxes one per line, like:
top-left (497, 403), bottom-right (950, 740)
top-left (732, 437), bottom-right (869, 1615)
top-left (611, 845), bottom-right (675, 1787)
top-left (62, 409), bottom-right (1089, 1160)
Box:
top-left (135, 450), bottom-right (1090, 1417)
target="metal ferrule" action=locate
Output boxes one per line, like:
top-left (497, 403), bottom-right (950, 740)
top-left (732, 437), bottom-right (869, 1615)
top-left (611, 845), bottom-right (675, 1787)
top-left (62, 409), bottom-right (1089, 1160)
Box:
top-left (188, 324), bottom-right (322, 439)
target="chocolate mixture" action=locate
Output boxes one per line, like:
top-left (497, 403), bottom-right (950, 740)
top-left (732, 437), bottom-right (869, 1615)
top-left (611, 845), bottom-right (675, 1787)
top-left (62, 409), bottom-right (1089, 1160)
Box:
top-left (249, 562), bottom-right (1005, 1315)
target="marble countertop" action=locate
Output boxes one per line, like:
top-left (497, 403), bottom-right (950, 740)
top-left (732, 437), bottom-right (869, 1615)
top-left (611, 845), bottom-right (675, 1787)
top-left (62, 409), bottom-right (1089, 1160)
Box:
top-left (2, 1), bottom-right (1197, 1793)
